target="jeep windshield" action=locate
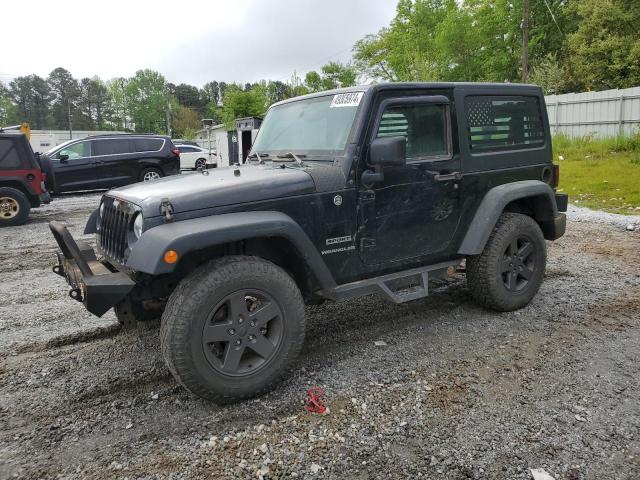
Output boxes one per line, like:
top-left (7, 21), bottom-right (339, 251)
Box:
top-left (250, 92), bottom-right (364, 158)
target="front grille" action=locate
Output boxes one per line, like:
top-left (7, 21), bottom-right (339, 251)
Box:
top-left (97, 196), bottom-right (136, 264)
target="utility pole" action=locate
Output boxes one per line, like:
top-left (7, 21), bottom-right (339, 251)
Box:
top-left (67, 100), bottom-right (73, 140)
top-left (522, 0), bottom-right (529, 83)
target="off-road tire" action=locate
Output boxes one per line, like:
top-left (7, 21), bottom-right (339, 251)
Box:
top-left (139, 167), bottom-right (162, 182)
top-left (466, 213), bottom-right (546, 312)
top-left (0, 187), bottom-right (30, 227)
top-left (160, 256), bottom-right (306, 403)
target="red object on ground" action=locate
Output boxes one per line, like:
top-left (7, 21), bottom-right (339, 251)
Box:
top-left (304, 387), bottom-right (326, 414)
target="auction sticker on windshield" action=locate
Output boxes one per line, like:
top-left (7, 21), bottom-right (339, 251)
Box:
top-left (330, 92), bottom-right (364, 108)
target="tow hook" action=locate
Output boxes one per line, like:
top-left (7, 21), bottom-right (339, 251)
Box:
top-left (69, 288), bottom-right (82, 302)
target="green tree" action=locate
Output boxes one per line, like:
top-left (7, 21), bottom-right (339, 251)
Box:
top-left (353, 0), bottom-right (575, 86)
top-left (125, 69), bottom-right (168, 134)
top-left (566, 0), bottom-right (640, 90)
top-left (305, 62), bottom-right (357, 92)
top-left (48, 67), bottom-right (80, 131)
top-left (0, 82), bottom-right (18, 125)
top-left (221, 84), bottom-right (268, 130)
top-left (10, 75), bottom-right (50, 129)
top-left (173, 106), bottom-right (201, 139)
top-left (529, 54), bottom-right (567, 94)
top-left (106, 78), bottom-right (130, 131)
top-left (77, 77), bottom-right (112, 130)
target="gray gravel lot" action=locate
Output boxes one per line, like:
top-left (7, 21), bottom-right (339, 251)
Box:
top-left (1, 195), bottom-right (639, 480)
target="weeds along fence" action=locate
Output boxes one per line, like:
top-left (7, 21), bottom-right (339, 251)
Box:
top-left (545, 86), bottom-right (640, 138)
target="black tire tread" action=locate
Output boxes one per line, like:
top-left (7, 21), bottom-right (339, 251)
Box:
top-left (0, 187), bottom-right (31, 227)
top-left (160, 255), bottom-right (305, 403)
top-left (466, 213), bottom-right (546, 312)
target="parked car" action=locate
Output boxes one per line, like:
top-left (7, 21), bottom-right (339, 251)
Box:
top-left (175, 144), bottom-right (217, 170)
top-left (50, 82), bottom-right (567, 403)
top-left (41, 134), bottom-right (180, 193)
top-left (0, 132), bottom-right (53, 226)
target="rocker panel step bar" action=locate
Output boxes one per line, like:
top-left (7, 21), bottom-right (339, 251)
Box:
top-left (321, 259), bottom-right (461, 304)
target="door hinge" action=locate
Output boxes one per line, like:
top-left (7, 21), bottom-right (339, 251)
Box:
top-left (160, 198), bottom-right (174, 222)
top-left (359, 190), bottom-right (375, 202)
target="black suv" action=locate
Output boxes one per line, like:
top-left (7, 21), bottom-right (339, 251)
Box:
top-left (41, 134), bottom-right (180, 193)
top-left (50, 83), bottom-right (568, 403)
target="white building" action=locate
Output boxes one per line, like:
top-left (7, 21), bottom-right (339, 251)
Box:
top-left (27, 130), bottom-right (126, 153)
top-left (196, 116), bottom-right (262, 168)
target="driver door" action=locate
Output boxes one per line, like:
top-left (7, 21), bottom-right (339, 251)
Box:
top-left (52, 140), bottom-right (96, 192)
top-left (358, 95), bottom-right (464, 266)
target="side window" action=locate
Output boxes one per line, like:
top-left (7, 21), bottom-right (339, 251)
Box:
top-left (0, 138), bottom-right (21, 169)
top-left (376, 103), bottom-right (449, 160)
top-left (93, 138), bottom-right (131, 156)
top-left (133, 138), bottom-right (163, 152)
top-left (179, 146), bottom-right (196, 153)
top-left (59, 141), bottom-right (90, 159)
top-left (465, 96), bottom-right (545, 152)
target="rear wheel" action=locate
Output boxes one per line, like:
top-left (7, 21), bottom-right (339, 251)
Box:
top-left (195, 158), bottom-right (206, 170)
top-left (0, 187), bottom-right (30, 227)
top-left (140, 167), bottom-right (162, 182)
top-left (466, 213), bottom-right (546, 311)
top-left (161, 256), bottom-right (306, 403)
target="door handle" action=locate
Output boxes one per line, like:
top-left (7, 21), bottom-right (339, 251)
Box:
top-left (433, 171), bottom-right (462, 182)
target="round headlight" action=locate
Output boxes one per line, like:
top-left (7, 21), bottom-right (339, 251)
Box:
top-left (133, 213), bottom-right (144, 239)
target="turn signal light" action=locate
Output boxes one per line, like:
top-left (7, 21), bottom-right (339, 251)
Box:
top-left (164, 250), bottom-right (179, 264)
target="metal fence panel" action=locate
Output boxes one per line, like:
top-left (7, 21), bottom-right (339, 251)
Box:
top-left (545, 86), bottom-right (640, 138)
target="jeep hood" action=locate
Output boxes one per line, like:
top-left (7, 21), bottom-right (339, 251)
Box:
top-left (108, 164), bottom-right (316, 217)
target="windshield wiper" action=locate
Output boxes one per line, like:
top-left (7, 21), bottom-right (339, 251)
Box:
top-left (276, 152), bottom-right (306, 167)
top-left (247, 151), bottom-right (270, 164)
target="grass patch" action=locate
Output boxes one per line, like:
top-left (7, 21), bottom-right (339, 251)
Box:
top-left (553, 133), bottom-right (640, 214)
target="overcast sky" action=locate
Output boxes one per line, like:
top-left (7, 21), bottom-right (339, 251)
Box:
top-left (1, 0), bottom-right (397, 87)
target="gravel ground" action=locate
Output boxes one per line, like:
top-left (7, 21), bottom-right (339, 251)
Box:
top-left (1, 196), bottom-right (639, 480)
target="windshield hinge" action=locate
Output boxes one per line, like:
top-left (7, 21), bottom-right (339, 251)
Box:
top-left (160, 198), bottom-right (174, 222)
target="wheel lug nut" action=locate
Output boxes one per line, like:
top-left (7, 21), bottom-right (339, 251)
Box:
top-left (260, 328), bottom-right (267, 335)
top-left (228, 328), bottom-right (235, 335)
top-left (248, 335), bottom-right (255, 341)
top-left (235, 339), bottom-right (241, 346)
top-left (250, 321), bottom-right (256, 327)
top-left (238, 317), bottom-right (244, 324)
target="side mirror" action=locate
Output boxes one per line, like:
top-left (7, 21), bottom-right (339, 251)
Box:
top-left (59, 153), bottom-right (69, 162)
top-left (369, 136), bottom-right (406, 167)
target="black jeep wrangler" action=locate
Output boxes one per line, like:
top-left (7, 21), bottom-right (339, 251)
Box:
top-left (50, 83), bottom-right (567, 403)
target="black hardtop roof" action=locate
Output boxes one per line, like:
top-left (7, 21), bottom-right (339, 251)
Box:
top-left (272, 82), bottom-right (543, 107)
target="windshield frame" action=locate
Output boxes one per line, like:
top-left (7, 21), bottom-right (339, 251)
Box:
top-left (249, 91), bottom-right (366, 160)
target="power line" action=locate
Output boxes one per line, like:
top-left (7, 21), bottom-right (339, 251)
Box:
top-left (543, 0), bottom-right (563, 35)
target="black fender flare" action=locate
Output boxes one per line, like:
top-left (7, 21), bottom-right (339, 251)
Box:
top-left (457, 180), bottom-right (559, 256)
top-left (126, 211), bottom-right (337, 289)
top-left (84, 208), bottom-right (99, 234)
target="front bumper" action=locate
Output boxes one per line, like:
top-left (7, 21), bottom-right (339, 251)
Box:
top-left (49, 221), bottom-right (135, 317)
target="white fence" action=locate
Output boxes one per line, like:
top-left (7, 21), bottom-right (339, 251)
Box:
top-left (545, 86), bottom-right (640, 138)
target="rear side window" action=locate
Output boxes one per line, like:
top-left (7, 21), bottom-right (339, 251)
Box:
top-left (133, 138), bottom-right (163, 152)
top-left (0, 138), bottom-right (22, 169)
top-left (376, 103), bottom-right (449, 159)
top-left (93, 138), bottom-right (131, 156)
top-left (178, 146), bottom-right (197, 153)
top-left (465, 96), bottom-right (545, 152)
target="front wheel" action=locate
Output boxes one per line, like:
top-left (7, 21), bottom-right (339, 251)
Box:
top-left (195, 158), bottom-right (206, 170)
top-left (139, 167), bottom-right (162, 182)
top-left (466, 213), bottom-right (546, 312)
top-left (160, 256), bottom-right (306, 403)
